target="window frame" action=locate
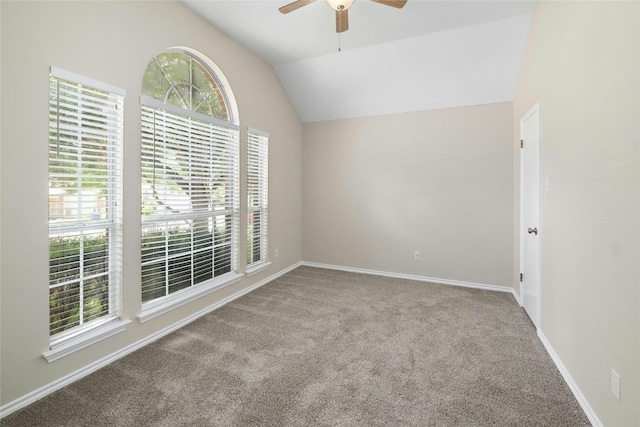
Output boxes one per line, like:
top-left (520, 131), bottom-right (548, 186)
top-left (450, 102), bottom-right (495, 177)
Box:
top-left (45, 67), bottom-right (129, 362)
top-left (246, 128), bottom-right (270, 276)
top-left (138, 50), bottom-right (241, 322)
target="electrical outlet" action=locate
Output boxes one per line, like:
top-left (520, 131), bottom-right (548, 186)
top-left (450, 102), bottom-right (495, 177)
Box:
top-left (275, 248), bottom-right (279, 258)
top-left (414, 251), bottom-right (421, 261)
top-left (611, 369), bottom-right (621, 400)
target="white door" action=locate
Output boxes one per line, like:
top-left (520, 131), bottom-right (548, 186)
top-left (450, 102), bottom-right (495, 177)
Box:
top-left (520, 103), bottom-right (540, 327)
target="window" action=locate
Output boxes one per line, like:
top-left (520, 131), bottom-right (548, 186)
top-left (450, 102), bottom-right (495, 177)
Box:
top-left (247, 129), bottom-right (269, 270)
top-left (48, 68), bottom-right (124, 345)
top-left (140, 49), bottom-right (240, 310)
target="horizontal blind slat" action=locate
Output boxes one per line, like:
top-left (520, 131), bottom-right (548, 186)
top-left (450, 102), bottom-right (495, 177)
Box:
top-left (141, 103), bottom-right (239, 303)
top-left (48, 73), bottom-right (124, 343)
top-left (247, 130), bottom-right (268, 266)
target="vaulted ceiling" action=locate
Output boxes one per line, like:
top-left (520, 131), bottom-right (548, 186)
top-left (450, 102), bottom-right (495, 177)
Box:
top-left (181, 0), bottom-right (536, 122)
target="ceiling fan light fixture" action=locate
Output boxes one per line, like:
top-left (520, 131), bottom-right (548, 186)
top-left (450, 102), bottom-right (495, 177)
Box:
top-left (279, 0), bottom-right (406, 34)
top-left (326, 0), bottom-right (354, 11)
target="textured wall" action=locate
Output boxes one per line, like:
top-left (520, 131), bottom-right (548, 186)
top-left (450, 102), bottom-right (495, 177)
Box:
top-left (302, 103), bottom-right (513, 287)
top-left (0, 0), bottom-right (302, 407)
top-left (512, 1), bottom-right (640, 425)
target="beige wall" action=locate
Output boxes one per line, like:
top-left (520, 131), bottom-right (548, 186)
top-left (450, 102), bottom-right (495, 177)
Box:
top-left (0, 0), bottom-right (302, 407)
top-left (302, 103), bottom-right (513, 287)
top-left (513, 1), bottom-right (639, 425)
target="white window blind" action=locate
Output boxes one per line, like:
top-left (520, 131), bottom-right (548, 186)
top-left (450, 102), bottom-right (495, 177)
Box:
top-left (48, 68), bottom-right (124, 344)
top-left (247, 129), bottom-right (269, 266)
top-left (141, 102), bottom-right (239, 304)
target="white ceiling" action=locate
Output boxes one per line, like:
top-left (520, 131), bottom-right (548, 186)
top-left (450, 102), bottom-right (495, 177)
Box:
top-left (181, 0), bottom-right (536, 122)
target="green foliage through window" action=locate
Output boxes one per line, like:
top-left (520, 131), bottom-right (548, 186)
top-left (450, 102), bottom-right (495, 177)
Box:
top-left (142, 52), bottom-right (228, 121)
top-left (140, 50), bottom-right (239, 305)
top-left (48, 70), bottom-right (123, 340)
top-left (49, 234), bottom-right (110, 335)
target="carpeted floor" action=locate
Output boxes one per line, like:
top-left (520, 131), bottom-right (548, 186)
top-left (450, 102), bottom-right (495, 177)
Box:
top-left (2, 266), bottom-right (590, 426)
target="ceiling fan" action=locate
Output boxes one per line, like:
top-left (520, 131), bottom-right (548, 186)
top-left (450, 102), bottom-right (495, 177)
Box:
top-left (279, 0), bottom-right (407, 33)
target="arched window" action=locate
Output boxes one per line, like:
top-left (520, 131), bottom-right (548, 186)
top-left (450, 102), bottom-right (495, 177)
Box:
top-left (141, 49), bottom-right (234, 123)
top-left (140, 48), bottom-right (240, 311)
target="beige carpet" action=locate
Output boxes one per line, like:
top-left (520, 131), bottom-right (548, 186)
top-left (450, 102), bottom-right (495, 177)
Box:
top-left (2, 266), bottom-right (590, 426)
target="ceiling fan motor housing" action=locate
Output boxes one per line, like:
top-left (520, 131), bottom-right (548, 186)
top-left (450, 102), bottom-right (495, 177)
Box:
top-left (326, 0), bottom-right (354, 11)
top-left (279, 0), bottom-right (406, 33)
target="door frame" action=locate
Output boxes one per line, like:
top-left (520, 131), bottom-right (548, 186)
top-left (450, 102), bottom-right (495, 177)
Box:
top-left (519, 102), bottom-right (541, 328)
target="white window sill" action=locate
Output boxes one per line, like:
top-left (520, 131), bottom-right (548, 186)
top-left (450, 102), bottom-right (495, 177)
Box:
top-left (246, 261), bottom-right (271, 277)
top-left (43, 318), bottom-right (131, 363)
top-left (137, 272), bottom-right (243, 324)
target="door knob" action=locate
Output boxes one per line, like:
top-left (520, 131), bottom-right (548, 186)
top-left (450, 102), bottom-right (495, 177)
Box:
top-left (528, 227), bottom-right (538, 235)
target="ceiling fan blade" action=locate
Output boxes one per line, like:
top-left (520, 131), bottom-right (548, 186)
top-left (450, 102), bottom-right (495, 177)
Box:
top-left (336, 9), bottom-right (349, 33)
top-left (279, 0), bottom-right (317, 14)
top-left (369, 0), bottom-right (407, 8)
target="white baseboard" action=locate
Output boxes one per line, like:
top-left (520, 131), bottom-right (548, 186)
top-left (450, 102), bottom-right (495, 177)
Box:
top-left (304, 262), bottom-right (598, 425)
top-left (514, 284), bottom-right (524, 306)
top-left (2, 261), bottom-right (594, 427)
top-left (0, 261), bottom-right (303, 420)
top-left (537, 330), bottom-right (601, 427)
top-left (302, 261), bottom-right (516, 295)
